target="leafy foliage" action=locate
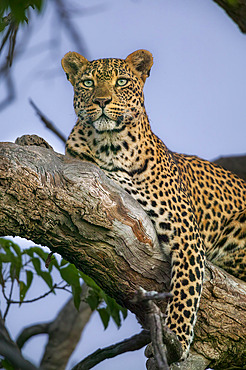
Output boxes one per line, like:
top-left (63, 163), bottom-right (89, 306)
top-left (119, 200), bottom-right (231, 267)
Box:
top-left (0, 0), bottom-right (44, 31)
top-left (0, 238), bottom-right (127, 328)
top-left (80, 271), bottom-right (128, 329)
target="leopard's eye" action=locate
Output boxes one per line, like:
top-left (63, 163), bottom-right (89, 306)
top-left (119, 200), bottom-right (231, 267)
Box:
top-left (83, 80), bottom-right (94, 87)
top-left (116, 78), bottom-right (128, 87)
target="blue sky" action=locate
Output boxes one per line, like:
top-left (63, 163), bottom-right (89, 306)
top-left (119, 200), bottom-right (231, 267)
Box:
top-left (1, 1), bottom-right (246, 369)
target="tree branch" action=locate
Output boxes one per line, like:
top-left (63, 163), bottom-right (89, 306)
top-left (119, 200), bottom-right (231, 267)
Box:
top-left (133, 288), bottom-right (182, 369)
top-left (214, 154), bottom-right (246, 181)
top-left (0, 313), bottom-right (38, 370)
top-left (29, 99), bottom-right (67, 143)
top-left (72, 330), bottom-right (151, 370)
top-left (16, 323), bottom-right (50, 349)
top-left (212, 0), bottom-right (246, 33)
top-left (40, 283), bottom-right (93, 370)
top-left (0, 139), bottom-right (245, 369)
top-left (14, 283), bottom-right (93, 369)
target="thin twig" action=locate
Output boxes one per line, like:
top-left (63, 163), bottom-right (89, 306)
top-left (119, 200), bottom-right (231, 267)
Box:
top-left (0, 13), bottom-right (13, 35)
top-left (3, 278), bottom-right (15, 320)
top-left (29, 99), bottom-right (67, 143)
top-left (72, 330), bottom-right (151, 370)
top-left (2, 284), bottom-right (58, 304)
top-left (8, 24), bottom-right (18, 67)
top-left (45, 252), bottom-right (54, 268)
top-left (0, 69), bottom-right (15, 111)
top-left (0, 20), bottom-right (32, 111)
top-left (0, 25), bottom-right (12, 54)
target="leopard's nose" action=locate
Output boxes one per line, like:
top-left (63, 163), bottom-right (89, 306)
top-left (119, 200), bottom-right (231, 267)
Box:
top-left (93, 97), bottom-right (112, 108)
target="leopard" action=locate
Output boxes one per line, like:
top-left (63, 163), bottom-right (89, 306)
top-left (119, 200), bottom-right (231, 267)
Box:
top-left (61, 49), bottom-right (246, 359)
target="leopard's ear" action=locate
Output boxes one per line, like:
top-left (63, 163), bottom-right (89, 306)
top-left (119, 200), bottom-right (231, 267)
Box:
top-left (125, 50), bottom-right (153, 82)
top-left (61, 52), bottom-right (88, 86)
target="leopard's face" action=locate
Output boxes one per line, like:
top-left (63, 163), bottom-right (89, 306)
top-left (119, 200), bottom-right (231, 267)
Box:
top-left (73, 59), bottom-right (146, 132)
top-left (62, 50), bottom-right (153, 134)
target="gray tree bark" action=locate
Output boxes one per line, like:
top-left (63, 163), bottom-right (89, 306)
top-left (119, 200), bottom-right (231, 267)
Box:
top-left (40, 284), bottom-right (93, 370)
top-left (0, 140), bottom-right (245, 369)
top-left (14, 284), bottom-right (92, 370)
top-left (214, 154), bottom-right (246, 181)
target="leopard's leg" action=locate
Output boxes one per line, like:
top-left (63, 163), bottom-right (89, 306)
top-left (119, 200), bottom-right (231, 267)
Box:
top-left (161, 211), bottom-right (206, 359)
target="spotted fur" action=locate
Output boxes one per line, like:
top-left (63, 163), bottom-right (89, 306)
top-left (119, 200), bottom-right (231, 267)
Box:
top-left (62, 50), bottom-right (246, 358)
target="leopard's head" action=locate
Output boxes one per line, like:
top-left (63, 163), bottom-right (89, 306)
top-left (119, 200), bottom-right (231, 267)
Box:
top-left (61, 50), bottom-right (153, 132)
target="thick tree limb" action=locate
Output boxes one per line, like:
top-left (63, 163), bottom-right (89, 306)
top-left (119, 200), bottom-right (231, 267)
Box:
top-left (214, 154), bottom-right (246, 181)
top-left (0, 313), bottom-right (38, 370)
top-left (15, 284), bottom-right (93, 370)
top-left (0, 141), bottom-right (168, 320)
top-left (16, 323), bottom-right (50, 349)
top-left (40, 284), bottom-right (93, 370)
top-left (0, 140), bottom-right (245, 369)
top-left (213, 0), bottom-right (246, 33)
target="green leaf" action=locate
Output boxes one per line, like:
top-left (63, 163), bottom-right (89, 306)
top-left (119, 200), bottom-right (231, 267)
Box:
top-left (79, 271), bottom-right (100, 292)
top-left (31, 256), bottom-right (54, 289)
top-left (97, 308), bottom-right (110, 329)
top-left (26, 270), bottom-right (33, 290)
top-left (0, 239), bottom-right (23, 283)
top-left (0, 238), bottom-right (21, 256)
top-left (47, 255), bottom-right (59, 270)
top-left (0, 22), bottom-right (5, 32)
top-left (30, 246), bottom-right (48, 261)
top-left (0, 254), bottom-right (14, 263)
top-left (104, 295), bottom-right (125, 328)
top-left (0, 237), bottom-right (12, 248)
top-left (31, 257), bottom-right (41, 275)
top-left (60, 264), bottom-right (80, 287)
top-left (9, 255), bottom-right (21, 282)
top-left (0, 358), bottom-right (15, 370)
top-left (110, 307), bottom-right (121, 327)
top-left (227, 0), bottom-right (238, 6)
top-left (104, 295), bottom-right (117, 312)
top-left (9, 1), bottom-right (27, 23)
top-left (0, 1), bottom-right (8, 16)
top-left (23, 248), bottom-right (34, 257)
top-left (32, 0), bottom-right (44, 12)
top-left (19, 280), bottom-right (28, 303)
top-left (78, 269), bottom-right (127, 327)
top-left (40, 270), bottom-right (53, 289)
top-left (120, 306), bottom-right (128, 320)
top-left (24, 247), bottom-right (60, 272)
top-left (10, 240), bottom-right (21, 257)
top-left (71, 285), bottom-right (82, 311)
top-left (60, 258), bottom-right (69, 267)
top-left (86, 289), bottom-right (100, 311)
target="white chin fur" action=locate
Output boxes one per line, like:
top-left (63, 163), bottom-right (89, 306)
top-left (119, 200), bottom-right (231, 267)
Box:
top-left (93, 116), bottom-right (116, 131)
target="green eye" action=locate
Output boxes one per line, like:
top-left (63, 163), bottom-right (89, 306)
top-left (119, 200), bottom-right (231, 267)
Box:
top-left (83, 80), bottom-right (94, 87)
top-left (117, 78), bottom-right (128, 87)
